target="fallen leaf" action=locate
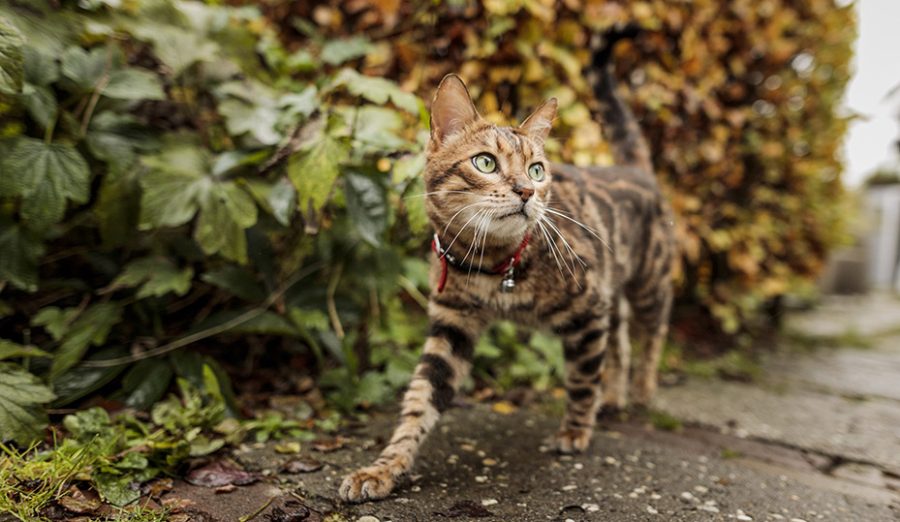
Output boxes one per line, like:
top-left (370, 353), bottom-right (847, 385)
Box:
top-left (142, 477), bottom-right (174, 498)
top-left (282, 457), bottom-right (324, 473)
top-left (311, 436), bottom-right (347, 452)
top-left (58, 486), bottom-right (101, 514)
top-left (214, 484), bottom-right (237, 494)
top-left (185, 460), bottom-right (258, 488)
top-left (274, 441), bottom-right (301, 454)
top-left (266, 504), bottom-right (311, 521)
top-left (491, 401), bottom-right (516, 415)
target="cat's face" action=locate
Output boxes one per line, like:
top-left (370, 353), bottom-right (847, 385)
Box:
top-left (424, 75), bottom-right (557, 244)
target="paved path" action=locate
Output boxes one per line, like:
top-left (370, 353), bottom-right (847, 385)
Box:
top-left (170, 296), bottom-right (900, 521)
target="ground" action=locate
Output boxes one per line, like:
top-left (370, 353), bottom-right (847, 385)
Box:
top-left (166, 296), bottom-right (900, 521)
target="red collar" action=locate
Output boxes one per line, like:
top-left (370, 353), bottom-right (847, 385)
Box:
top-left (431, 232), bottom-right (531, 293)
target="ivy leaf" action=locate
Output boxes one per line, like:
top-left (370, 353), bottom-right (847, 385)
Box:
top-left (23, 46), bottom-right (59, 87)
top-left (132, 25), bottom-right (218, 76)
top-left (330, 68), bottom-right (420, 114)
top-left (195, 183), bottom-right (258, 264)
top-left (0, 16), bottom-right (25, 96)
top-left (320, 36), bottom-right (372, 65)
top-left (102, 68), bottom-right (165, 100)
top-left (118, 359), bottom-right (174, 410)
top-left (288, 134), bottom-right (345, 230)
top-left (47, 303), bottom-right (122, 381)
top-left (0, 363), bottom-right (56, 444)
top-left (107, 257), bottom-right (194, 298)
top-left (87, 112), bottom-right (158, 167)
top-left (218, 98), bottom-right (281, 145)
top-left (21, 83), bottom-right (57, 129)
top-left (201, 265), bottom-right (265, 301)
top-left (343, 171), bottom-right (388, 246)
top-left (60, 45), bottom-right (109, 91)
top-left (0, 220), bottom-right (45, 292)
top-left (139, 142), bottom-right (211, 228)
top-left (0, 339), bottom-right (50, 361)
top-left (0, 138), bottom-right (90, 229)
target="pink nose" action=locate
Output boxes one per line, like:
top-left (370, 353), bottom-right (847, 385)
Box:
top-left (513, 184), bottom-right (534, 202)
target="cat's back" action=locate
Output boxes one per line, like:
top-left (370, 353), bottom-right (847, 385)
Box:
top-left (550, 162), bottom-right (664, 214)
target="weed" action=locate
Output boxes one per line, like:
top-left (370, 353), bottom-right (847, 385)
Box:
top-left (648, 410), bottom-right (683, 432)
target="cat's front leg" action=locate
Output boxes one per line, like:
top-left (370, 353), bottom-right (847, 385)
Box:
top-left (553, 308), bottom-right (610, 453)
top-left (340, 315), bottom-right (483, 502)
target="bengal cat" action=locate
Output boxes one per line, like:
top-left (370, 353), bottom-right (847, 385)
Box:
top-left (340, 29), bottom-right (675, 502)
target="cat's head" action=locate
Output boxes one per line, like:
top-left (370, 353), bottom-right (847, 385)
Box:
top-left (424, 74), bottom-right (557, 247)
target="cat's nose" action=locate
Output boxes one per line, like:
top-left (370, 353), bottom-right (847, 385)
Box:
top-left (513, 184), bottom-right (534, 202)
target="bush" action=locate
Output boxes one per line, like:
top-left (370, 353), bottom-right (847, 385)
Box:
top-left (0, 0), bottom-right (855, 443)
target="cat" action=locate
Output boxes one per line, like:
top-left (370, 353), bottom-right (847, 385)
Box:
top-left (340, 28), bottom-right (675, 502)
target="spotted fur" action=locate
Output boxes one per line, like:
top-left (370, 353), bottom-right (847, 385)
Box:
top-left (340, 31), bottom-right (675, 503)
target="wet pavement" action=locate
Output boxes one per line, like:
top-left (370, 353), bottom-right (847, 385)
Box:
top-left (170, 296), bottom-right (900, 521)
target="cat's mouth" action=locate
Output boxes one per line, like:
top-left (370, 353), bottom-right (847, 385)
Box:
top-left (498, 207), bottom-right (528, 220)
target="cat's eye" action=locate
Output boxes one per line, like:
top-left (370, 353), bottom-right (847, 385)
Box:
top-left (528, 163), bottom-right (545, 181)
top-left (472, 153), bottom-right (497, 173)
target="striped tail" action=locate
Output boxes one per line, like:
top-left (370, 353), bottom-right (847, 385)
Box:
top-left (589, 24), bottom-right (653, 173)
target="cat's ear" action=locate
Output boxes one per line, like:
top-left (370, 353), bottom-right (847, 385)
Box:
top-left (430, 74), bottom-right (480, 144)
top-left (519, 98), bottom-right (557, 143)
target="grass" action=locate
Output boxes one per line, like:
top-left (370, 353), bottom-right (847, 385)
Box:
top-left (0, 441), bottom-right (99, 522)
top-left (648, 410), bottom-right (683, 432)
top-left (781, 328), bottom-right (874, 351)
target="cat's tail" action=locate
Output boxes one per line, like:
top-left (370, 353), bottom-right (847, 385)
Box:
top-left (588, 24), bottom-right (653, 173)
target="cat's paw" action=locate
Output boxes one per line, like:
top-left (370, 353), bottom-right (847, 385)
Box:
top-left (554, 427), bottom-right (592, 453)
top-left (339, 466), bottom-right (397, 503)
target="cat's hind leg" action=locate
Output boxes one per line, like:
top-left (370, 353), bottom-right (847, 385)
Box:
top-left (600, 295), bottom-right (631, 413)
top-left (630, 286), bottom-right (673, 406)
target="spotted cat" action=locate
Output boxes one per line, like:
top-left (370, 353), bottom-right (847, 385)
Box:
top-left (341, 29), bottom-right (675, 502)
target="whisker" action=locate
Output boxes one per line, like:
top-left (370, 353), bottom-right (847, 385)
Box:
top-left (537, 220), bottom-right (566, 279)
top-left (443, 201), bottom-right (489, 237)
top-left (444, 209), bottom-right (485, 255)
top-left (540, 216), bottom-right (581, 284)
top-left (405, 190), bottom-right (480, 199)
top-left (544, 207), bottom-right (614, 253)
top-left (542, 215), bottom-right (588, 270)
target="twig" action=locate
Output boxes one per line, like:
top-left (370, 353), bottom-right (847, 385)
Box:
top-left (398, 275), bottom-right (429, 310)
top-left (79, 263), bottom-right (323, 368)
top-left (326, 263), bottom-right (345, 339)
top-left (237, 495), bottom-right (276, 522)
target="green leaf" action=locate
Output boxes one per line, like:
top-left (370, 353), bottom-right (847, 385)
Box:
top-left (50, 346), bottom-right (127, 407)
top-left (23, 46), bottom-right (59, 87)
top-left (0, 220), bottom-right (45, 292)
top-left (288, 134), bottom-right (345, 224)
top-left (131, 25), bottom-right (218, 76)
top-left (279, 85), bottom-right (317, 121)
top-left (0, 16), bottom-right (25, 96)
top-left (344, 106), bottom-right (410, 152)
top-left (320, 36), bottom-right (372, 65)
top-left (0, 363), bottom-right (55, 444)
top-left (343, 171), bottom-right (388, 246)
top-left (62, 406), bottom-right (113, 443)
top-left (93, 471), bottom-right (141, 507)
top-left (108, 257), bottom-right (194, 298)
top-left (194, 183), bottom-right (258, 264)
top-left (331, 68), bottom-right (420, 114)
top-left (0, 339), bottom-right (49, 360)
top-left (32, 306), bottom-right (79, 341)
top-left (21, 83), bottom-right (57, 129)
top-left (227, 311), bottom-right (298, 336)
top-left (119, 359), bottom-right (174, 410)
top-left (102, 68), bottom-right (165, 100)
top-left (87, 112), bottom-right (158, 167)
top-left (60, 45), bottom-right (109, 91)
top-left (138, 142), bottom-right (211, 228)
top-left (218, 97), bottom-right (281, 145)
top-left (201, 265), bottom-right (265, 301)
top-left (47, 303), bottom-right (122, 381)
top-left (0, 138), bottom-right (90, 229)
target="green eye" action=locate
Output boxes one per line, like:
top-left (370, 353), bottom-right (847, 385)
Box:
top-left (528, 163), bottom-right (545, 181)
top-left (472, 153), bottom-right (497, 173)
